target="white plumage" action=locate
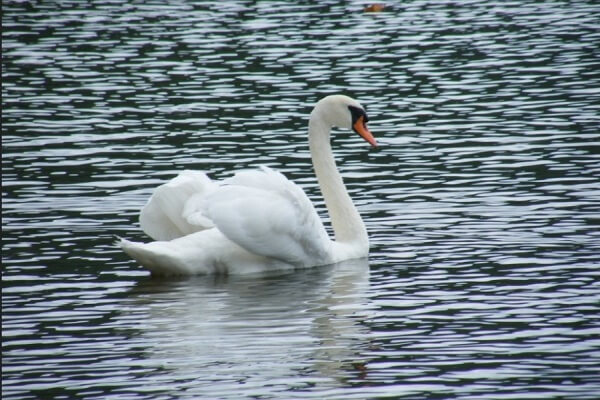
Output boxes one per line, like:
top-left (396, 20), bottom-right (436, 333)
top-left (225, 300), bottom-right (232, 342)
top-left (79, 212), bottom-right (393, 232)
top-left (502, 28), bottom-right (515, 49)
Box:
top-left (120, 95), bottom-right (377, 275)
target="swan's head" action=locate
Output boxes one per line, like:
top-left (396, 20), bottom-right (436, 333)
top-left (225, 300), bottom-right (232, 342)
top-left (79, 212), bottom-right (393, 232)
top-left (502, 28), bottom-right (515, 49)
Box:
top-left (312, 95), bottom-right (377, 147)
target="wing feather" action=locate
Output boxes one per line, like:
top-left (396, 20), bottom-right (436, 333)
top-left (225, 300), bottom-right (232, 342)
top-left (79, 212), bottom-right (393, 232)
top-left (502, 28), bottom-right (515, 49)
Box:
top-left (204, 166), bottom-right (331, 265)
top-left (140, 170), bottom-right (216, 241)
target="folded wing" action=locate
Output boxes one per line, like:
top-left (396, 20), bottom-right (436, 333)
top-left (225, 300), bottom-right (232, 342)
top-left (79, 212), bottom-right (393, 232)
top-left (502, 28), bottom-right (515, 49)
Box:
top-left (204, 166), bottom-right (332, 265)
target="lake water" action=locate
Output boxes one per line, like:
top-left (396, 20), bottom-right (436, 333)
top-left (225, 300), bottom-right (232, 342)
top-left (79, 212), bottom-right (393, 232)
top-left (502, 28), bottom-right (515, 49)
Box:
top-left (3, 1), bottom-right (600, 398)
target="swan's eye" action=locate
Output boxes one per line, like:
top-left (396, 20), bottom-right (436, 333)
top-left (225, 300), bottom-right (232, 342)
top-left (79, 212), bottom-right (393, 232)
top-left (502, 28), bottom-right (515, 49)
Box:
top-left (348, 105), bottom-right (377, 147)
top-left (348, 105), bottom-right (368, 125)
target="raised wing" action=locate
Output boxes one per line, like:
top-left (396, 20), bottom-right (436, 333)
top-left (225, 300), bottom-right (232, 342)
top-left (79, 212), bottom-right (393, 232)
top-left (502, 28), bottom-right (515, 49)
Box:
top-left (140, 170), bottom-right (217, 241)
top-left (203, 166), bottom-right (332, 265)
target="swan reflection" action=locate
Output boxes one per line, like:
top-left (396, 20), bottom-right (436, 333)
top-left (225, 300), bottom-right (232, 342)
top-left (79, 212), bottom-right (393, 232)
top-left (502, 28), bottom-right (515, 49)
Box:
top-left (121, 259), bottom-right (374, 393)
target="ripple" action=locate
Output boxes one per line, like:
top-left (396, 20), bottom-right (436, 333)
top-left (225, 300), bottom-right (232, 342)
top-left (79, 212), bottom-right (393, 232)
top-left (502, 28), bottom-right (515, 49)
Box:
top-left (3, 0), bottom-right (600, 399)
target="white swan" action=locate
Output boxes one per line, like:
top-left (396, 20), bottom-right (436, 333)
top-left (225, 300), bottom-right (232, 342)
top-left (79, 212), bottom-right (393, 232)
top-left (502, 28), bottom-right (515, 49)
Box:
top-left (120, 95), bottom-right (377, 275)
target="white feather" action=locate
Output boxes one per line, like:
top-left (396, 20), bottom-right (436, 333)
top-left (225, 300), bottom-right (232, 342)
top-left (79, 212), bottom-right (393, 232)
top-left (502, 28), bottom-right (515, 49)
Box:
top-left (139, 170), bottom-right (216, 241)
top-left (204, 166), bottom-right (331, 265)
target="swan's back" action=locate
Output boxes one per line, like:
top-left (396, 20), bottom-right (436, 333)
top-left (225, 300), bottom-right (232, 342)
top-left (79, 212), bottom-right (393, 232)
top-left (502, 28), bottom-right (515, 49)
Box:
top-left (121, 167), bottom-right (333, 275)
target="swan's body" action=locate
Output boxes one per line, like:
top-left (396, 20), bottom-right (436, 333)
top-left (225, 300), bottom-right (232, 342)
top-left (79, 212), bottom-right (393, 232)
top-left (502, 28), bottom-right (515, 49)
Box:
top-left (120, 95), bottom-right (376, 275)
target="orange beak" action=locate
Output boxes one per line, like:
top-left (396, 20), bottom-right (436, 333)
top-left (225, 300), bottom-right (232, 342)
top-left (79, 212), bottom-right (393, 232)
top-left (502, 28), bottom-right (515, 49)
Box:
top-left (353, 115), bottom-right (377, 147)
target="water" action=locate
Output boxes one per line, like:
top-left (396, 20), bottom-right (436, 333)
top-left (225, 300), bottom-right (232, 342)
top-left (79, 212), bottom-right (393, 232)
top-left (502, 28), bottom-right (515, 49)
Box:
top-left (3, 0), bottom-right (600, 398)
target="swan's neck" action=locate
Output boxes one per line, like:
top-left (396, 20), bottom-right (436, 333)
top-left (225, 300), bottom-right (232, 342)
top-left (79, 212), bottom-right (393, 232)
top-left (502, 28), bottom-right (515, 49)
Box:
top-left (309, 116), bottom-right (368, 249)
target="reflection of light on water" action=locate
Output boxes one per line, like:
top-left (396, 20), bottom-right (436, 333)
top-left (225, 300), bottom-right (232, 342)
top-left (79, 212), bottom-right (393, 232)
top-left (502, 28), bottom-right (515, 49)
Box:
top-left (121, 259), bottom-right (374, 394)
top-left (2, 0), bottom-right (599, 397)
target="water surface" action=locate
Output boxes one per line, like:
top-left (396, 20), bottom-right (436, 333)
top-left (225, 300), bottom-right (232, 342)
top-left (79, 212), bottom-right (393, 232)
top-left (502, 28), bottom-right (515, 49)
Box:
top-left (3, 1), bottom-right (600, 399)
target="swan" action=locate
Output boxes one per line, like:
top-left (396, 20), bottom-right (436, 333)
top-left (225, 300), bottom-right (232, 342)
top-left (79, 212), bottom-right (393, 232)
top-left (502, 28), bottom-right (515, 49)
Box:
top-left (119, 94), bottom-right (377, 275)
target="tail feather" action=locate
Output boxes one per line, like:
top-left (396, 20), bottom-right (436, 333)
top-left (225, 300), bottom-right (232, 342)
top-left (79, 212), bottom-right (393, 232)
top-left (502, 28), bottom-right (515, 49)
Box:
top-left (119, 238), bottom-right (197, 276)
top-left (118, 230), bottom-right (286, 276)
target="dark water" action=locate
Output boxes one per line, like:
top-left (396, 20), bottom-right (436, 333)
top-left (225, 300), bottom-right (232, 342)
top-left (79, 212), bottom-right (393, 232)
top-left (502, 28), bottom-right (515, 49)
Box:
top-left (3, 1), bottom-right (600, 398)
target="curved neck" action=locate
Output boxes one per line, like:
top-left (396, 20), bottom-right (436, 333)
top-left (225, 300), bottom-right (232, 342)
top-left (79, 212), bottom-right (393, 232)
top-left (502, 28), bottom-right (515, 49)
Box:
top-left (308, 115), bottom-right (368, 247)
